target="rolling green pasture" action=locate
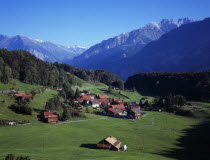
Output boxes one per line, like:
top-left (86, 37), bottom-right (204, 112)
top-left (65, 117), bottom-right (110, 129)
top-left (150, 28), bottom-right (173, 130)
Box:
top-left (0, 111), bottom-right (199, 160)
top-left (0, 79), bottom-right (43, 92)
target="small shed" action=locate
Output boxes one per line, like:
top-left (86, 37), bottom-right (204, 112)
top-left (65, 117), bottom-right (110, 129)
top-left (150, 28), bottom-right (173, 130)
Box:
top-left (97, 136), bottom-right (122, 151)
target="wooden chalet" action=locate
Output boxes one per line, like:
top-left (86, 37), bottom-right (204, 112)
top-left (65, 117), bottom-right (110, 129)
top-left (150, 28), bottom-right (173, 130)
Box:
top-left (111, 104), bottom-right (125, 110)
top-left (107, 108), bottom-right (123, 117)
top-left (127, 107), bottom-right (141, 119)
top-left (98, 99), bottom-right (110, 106)
top-left (76, 96), bottom-right (92, 103)
top-left (97, 136), bottom-right (122, 151)
top-left (84, 99), bottom-right (101, 108)
top-left (14, 93), bottom-right (33, 100)
top-left (96, 94), bottom-right (109, 99)
top-left (86, 93), bottom-right (96, 99)
top-left (43, 111), bottom-right (58, 123)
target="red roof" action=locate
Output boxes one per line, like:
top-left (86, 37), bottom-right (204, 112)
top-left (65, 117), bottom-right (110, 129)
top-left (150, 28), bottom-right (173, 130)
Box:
top-left (98, 99), bottom-right (110, 103)
top-left (76, 96), bottom-right (92, 101)
top-left (14, 93), bottom-right (33, 98)
top-left (44, 112), bottom-right (56, 116)
top-left (111, 104), bottom-right (125, 110)
top-left (108, 108), bottom-right (118, 114)
top-left (96, 94), bottom-right (109, 99)
top-left (113, 98), bottom-right (121, 102)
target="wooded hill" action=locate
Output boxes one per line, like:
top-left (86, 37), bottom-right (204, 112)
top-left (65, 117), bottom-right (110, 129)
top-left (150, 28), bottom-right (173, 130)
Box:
top-left (0, 49), bottom-right (124, 89)
top-left (125, 71), bottom-right (210, 101)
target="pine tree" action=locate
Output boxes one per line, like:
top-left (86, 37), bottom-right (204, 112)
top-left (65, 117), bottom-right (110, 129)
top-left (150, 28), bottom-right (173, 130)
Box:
top-left (62, 108), bottom-right (71, 121)
top-left (139, 100), bottom-right (143, 107)
top-left (107, 86), bottom-right (113, 93)
top-left (74, 88), bottom-right (80, 99)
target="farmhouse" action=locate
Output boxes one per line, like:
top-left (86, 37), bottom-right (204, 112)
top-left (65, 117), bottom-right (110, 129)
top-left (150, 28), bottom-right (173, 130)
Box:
top-left (111, 104), bottom-right (125, 110)
top-left (84, 99), bottom-right (101, 108)
top-left (98, 98), bottom-right (110, 106)
top-left (43, 111), bottom-right (58, 123)
top-left (107, 108), bottom-right (123, 117)
top-left (14, 93), bottom-right (33, 100)
top-left (76, 96), bottom-right (92, 103)
top-left (127, 107), bottom-right (141, 119)
top-left (86, 93), bottom-right (96, 99)
top-left (96, 94), bottom-right (109, 99)
top-left (97, 136), bottom-right (122, 151)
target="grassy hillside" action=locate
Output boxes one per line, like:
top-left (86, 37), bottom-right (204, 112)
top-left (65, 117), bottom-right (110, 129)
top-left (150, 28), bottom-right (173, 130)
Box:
top-left (0, 111), bottom-right (202, 160)
top-left (0, 79), bottom-right (44, 92)
top-left (0, 80), bottom-right (59, 122)
top-left (80, 82), bottom-right (153, 103)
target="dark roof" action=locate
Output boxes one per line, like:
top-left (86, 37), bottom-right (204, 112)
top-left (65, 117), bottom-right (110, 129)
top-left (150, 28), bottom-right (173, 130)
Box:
top-left (131, 108), bottom-right (141, 113)
top-left (87, 99), bottom-right (100, 104)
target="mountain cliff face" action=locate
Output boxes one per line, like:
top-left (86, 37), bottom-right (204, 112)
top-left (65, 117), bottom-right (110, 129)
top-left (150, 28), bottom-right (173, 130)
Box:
top-left (0, 35), bottom-right (87, 62)
top-left (70, 18), bottom-right (194, 71)
top-left (117, 18), bottom-right (210, 80)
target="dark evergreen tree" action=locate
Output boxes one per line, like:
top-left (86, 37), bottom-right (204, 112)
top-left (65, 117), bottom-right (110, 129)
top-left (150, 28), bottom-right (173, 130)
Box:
top-left (74, 88), bottom-right (80, 99)
top-left (62, 108), bottom-right (71, 121)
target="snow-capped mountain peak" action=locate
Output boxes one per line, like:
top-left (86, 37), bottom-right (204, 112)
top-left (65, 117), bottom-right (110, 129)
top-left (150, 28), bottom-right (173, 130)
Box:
top-left (0, 34), bottom-right (87, 62)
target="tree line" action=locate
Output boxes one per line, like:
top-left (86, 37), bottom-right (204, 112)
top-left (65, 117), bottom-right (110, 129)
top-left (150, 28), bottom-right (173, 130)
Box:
top-left (125, 71), bottom-right (210, 101)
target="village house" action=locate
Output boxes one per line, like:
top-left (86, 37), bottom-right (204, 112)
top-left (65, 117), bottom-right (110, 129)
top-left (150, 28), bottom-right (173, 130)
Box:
top-left (127, 105), bottom-right (140, 110)
top-left (76, 96), bottom-right (92, 103)
top-left (43, 111), bottom-right (58, 123)
top-left (86, 93), bottom-right (96, 99)
top-left (96, 94), bottom-right (109, 99)
top-left (14, 93), bottom-right (33, 100)
top-left (110, 104), bottom-right (125, 110)
top-left (98, 98), bottom-right (110, 106)
top-left (107, 108), bottom-right (124, 117)
top-left (83, 99), bottom-right (101, 108)
top-left (127, 107), bottom-right (141, 119)
top-left (97, 136), bottom-right (122, 151)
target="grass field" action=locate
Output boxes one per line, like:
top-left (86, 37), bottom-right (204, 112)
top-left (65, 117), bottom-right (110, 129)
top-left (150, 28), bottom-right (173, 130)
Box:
top-left (0, 80), bottom-right (209, 160)
top-left (0, 111), bottom-right (200, 160)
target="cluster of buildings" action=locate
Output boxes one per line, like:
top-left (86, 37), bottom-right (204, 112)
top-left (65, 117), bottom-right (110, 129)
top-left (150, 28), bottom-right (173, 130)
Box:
top-left (75, 90), bottom-right (142, 120)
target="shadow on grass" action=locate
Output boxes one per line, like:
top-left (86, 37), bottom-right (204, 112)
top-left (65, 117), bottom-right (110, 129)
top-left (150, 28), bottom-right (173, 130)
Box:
top-left (156, 117), bottom-right (210, 160)
top-left (80, 144), bottom-right (97, 149)
top-left (33, 109), bottom-right (45, 122)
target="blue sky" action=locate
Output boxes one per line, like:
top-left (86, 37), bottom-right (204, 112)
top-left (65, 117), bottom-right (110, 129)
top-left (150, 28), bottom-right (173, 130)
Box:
top-left (0, 0), bottom-right (209, 47)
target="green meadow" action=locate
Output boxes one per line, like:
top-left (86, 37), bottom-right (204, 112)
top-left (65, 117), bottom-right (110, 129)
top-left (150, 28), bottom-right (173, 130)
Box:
top-left (0, 80), bottom-right (209, 160)
top-left (0, 111), bottom-right (200, 160)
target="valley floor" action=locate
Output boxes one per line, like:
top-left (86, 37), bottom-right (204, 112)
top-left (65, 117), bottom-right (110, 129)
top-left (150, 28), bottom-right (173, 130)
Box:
top-left (0, 111), bottom-right (203, 160)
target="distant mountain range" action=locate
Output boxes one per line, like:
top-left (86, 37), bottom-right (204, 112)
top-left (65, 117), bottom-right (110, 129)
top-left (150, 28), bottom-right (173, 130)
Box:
top-left (0, 34), bottom-right (87, 62)
top-left (115, 17), bottom-right (210, 80)
top-left (69, 18), bottom-right (194, 79)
